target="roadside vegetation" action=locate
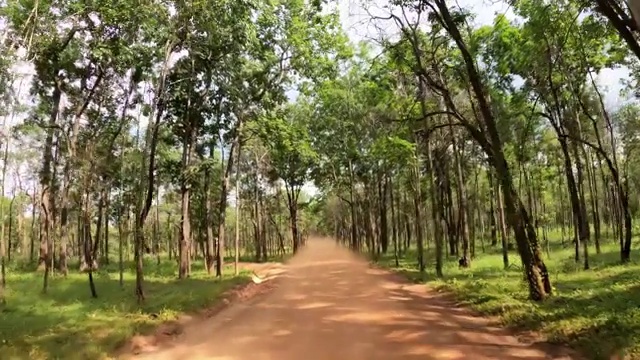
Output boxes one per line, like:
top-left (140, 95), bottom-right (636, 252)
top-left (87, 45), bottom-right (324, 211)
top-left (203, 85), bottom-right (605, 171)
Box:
top-left (3, 0), bottom-right (640, 359)
top-left (376, 233), bottom-right (640, 360)
top-left (0, 260), bottom-right (250, 360)
top-left (0, 0), bottom-right (328, 357)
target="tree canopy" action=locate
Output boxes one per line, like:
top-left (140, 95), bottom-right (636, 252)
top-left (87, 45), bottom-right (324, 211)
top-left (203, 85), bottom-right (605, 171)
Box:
top-left (3, 0), bottom-right (640, 356)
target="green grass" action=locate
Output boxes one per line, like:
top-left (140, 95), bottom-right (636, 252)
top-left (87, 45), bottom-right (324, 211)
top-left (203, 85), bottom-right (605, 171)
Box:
top-left (0, 257), bottom-right (252, 360)
top-left (377, 235), bottom-right (640, 360)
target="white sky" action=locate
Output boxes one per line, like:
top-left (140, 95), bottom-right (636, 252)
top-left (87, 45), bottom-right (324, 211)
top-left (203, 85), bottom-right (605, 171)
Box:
top-left (2, 0), bottom-right (634, 199)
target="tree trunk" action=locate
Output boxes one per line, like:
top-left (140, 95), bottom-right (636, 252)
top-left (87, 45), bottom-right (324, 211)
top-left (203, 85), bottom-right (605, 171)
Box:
top-left (0, 205), bottom-right (5, 305)
top-left (83, 195), bottom-right (97, 298)
top-left (378, 174), bottom-right (389, 254)
top-left (58, 160), bottom-right (72, 276)
top-left (435, 0), bottom-right (550, 300)
top-left (118, 211), bottom-right (128, 288)
top-left (487, 171), bottom-right (498, 247)
top-left (179, 127), bottom-right (193, 279)
top-left (444, 170), bottom-right (457, 257)
top-left (104, 190), bottom-right (111, 265)
top-left (234, 148), bottom-right (241, 276)
top-left (450, 115), bottom-right (470, 267)
top-left (496, 179), bottom-right (509, 269)
top-left (201, 146), bottom-right (214, 273)
top-left (286, 184), bottom-right (301, 254)
top-left (216, 126), bottom-right (241, 278)
top-left (389, 176), bottom-right (399, 267)
top-left (154, 186), bottom-right (160, 266)
top-left (586, 149), bottom-right (601, 254)
top-left (92, 187), bottom-right (106, 264)
top-left (133, 39), bottom-right (173, 301)
top-left (348, 159), bottom-right (357, 251)
top-left (412, 157), bottom-right (425, 272)
top-left (30, 188), bottom-right (37, 263)
top-left (570, 119), bottom-right (590, 270)
top-left (428, 143), bottom-right (444, 277)
top-left (38, 82), bottom-right (61, 293)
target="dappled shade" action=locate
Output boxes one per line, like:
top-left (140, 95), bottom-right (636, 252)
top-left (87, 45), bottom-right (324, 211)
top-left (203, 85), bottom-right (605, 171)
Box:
top-left (127, 239), bottom-right (577, 360)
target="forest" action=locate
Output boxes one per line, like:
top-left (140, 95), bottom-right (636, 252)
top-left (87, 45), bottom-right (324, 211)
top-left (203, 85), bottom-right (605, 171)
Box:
top-left (2, 0), bottom-right (640, 359)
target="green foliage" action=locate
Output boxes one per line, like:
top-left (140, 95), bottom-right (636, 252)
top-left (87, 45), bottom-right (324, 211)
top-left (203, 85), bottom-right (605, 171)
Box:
top-left (0, 259), bottom-right (251, 360)
top-left (377, 232), bottom-right (640, 360)
top-left (260, 104), bottom-right (318, 189)
top-left (3, 0), bottom-right (640, 357)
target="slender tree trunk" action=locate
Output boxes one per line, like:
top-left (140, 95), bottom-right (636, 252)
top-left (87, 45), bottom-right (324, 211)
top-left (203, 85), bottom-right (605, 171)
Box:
top-left (38, 82), bottom-right (61, 293)
top-left (179, 127), bottom-right (193, 279)
top-left (586, 149), bottom-right (601, 254)
top-left (253, 157), bottom-right (262, 261)
top-left (118, 211), bottom-right (127, 288)
top-left (234, 147), bottom-right (241, 276)
top-left (450, 117), bottom-right (470, 267)
top-left (92, 187), bottom-right (106, 264)
top-left (18, 208), bottom-right (26, 260)
top-left (58, 160), bottom-right (72, 276)
top-left (286, 184), bottom-right (301, 254)
top-left (389, 176), bottom-right (399, 267)
top-left (166, 212), bottom-right (173, 261)
top-left (348, 159), bottom-right (357, 251)
top-left (496, 179), bottom-right (509, 269)
top-left (570, 119), bottom-right (590, 270)
top-left (216, 125), bottom-right (242, 277)
top-left (154, 186), bottom-right (160, 266)
top-left (444, 170), bottom-right (457, 257)
top-left (83, 192), bottom-right (97, 298)
top-left (412, 151), bottom-right (425, 273)
top-left (104, 190), bottom-right (111, 265)
top-left (403, 191), bottom-right (412, 251)
top-left (0, 146), bottom-right (8, 303)
top-left (203, 146), bottom-right (215, 273)
top-left (133, 40), bottom-right (173, 301)
top-left (488, 171), bottom-right (498, 247)
top-left (378, 173), bottom-right (389, 254)
top-left (0, 204), bottom-right (5, 305)
top-left (30, 189), bottom-right (37, 263)
top-left (259, 192), bottom-right (267, 262)
top-left (428, 143), bottom-right (444, 277)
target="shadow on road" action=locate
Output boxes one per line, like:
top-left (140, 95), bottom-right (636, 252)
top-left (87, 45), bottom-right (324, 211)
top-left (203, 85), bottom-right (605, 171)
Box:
top-left (126, 238), bottom-right (579, 360)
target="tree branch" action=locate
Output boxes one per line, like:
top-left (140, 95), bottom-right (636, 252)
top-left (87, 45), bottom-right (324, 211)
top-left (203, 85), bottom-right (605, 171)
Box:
top-left (336, 194), bottom-right (352, 206)
top-left (389, 110), bottom-right (460, 123)
top-left (559, 133), bottom-right (608, 159)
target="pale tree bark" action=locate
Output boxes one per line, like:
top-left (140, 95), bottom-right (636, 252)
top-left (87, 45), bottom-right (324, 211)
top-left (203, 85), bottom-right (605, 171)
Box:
top-left (234, 146), bottom-right (241, 276)
top-left (216, 125), bottom-right (242, 278)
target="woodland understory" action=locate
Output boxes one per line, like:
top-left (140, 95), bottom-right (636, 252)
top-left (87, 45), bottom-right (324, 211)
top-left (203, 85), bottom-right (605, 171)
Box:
top-left (2, 0), bottom-right (640, 358)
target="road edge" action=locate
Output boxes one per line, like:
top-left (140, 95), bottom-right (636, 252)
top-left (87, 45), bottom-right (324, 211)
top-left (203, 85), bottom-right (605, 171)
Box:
top-left (366, 260), bottom-right (585, 360)
top-left (115, 267), bottom-right (286, 359)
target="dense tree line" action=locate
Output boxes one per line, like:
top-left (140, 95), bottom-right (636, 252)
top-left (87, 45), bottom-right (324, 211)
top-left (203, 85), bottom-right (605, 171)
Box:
top-left (0, 0), bottom-right (344, 303)
top-left (2, 0), bottom-right (640, 306)
top-left (306, 0), bottom-right (640, 302)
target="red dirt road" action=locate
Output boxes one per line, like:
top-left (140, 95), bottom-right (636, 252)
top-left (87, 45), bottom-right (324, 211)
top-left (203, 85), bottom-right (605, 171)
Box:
top-left (125, 238), bottom-right (578, 360)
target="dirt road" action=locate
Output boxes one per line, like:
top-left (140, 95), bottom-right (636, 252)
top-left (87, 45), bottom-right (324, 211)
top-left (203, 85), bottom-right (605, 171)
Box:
top-left (126, 238), bottom-right (577, 360)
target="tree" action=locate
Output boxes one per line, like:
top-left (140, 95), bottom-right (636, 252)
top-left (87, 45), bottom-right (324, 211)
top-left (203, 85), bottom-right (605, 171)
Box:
top-left (262, 105), bottom-right (318, 253)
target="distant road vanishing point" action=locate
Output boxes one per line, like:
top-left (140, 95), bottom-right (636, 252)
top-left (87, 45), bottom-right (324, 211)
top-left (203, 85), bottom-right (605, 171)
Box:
top-left (124, 237), bottom-right (578, 360)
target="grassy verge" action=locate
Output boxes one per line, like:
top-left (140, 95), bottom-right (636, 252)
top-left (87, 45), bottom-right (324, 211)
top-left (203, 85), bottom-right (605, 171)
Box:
top-left (0, 257), bottom-right (252, 360)
top-left (377, 239), bottom-right (640, 360)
